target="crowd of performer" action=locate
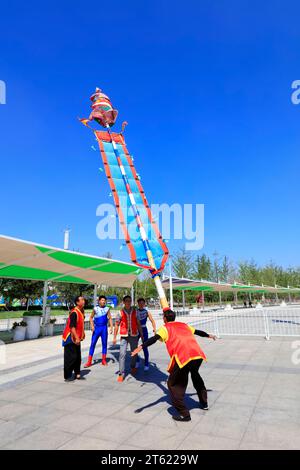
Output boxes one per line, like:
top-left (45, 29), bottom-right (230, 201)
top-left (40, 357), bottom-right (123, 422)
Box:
top-left (62, 294), bottom-right (217, 422)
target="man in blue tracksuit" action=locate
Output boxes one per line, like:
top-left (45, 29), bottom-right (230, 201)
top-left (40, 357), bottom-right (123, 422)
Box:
top-left (84, 295), bottom-right (113, 367)
top-left (136, 298), bottom-right (156, 371)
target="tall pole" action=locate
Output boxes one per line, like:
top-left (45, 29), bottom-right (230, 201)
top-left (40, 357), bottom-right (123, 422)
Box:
top-left (103, 125), bottom-right (169, 310)
top-left (93, 284), bottom-right (98, 307)
top-left (131, 284), bottom-right (135, 305)
top-left (64, 228), bottom-right (71, 250)
top-left (169, 256), bottom-right (174, 310)
top-left (42, 281), bottom-right (48, 326)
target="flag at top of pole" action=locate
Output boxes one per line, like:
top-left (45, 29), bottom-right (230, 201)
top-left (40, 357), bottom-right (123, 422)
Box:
top-left (80, 87), bottom-right (170, 310)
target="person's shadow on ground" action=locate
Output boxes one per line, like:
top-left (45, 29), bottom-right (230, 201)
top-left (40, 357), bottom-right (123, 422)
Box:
top-left (78, 369), bottom-right (91, 379)
top-left (87, 345), bottom-right (211, 415)
top-left (130, 360), bottom-right (206, 417)
top-left (83, 343), bottom-right (119, 366)
top-left (108, 343), bottom-right (140, 376)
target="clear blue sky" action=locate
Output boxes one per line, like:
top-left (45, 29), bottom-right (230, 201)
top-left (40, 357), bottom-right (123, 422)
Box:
top-left (0, 0), bottom-right (299, 267)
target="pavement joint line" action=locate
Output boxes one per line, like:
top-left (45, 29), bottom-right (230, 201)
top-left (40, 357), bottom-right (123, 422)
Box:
top-left (199, 336), bottom-right (264, 446)
top-left (0, 363), bottom-right (67, 390)
top-left (0, 344), bottom-right (93, 376)
top-left (0, 353), bottom-right (64, 376)
top-left (7, 424), bottom-right (79, 450)
top-left (237, 338), bottom-right (283, 448)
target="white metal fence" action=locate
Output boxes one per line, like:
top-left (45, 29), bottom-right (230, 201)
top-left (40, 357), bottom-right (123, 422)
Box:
top-left (0, 316), bottom-right (92, 334)
top-left (188, 307), bottom-right (300, 339)
top-left (1, 306), bottom-right (300, 340)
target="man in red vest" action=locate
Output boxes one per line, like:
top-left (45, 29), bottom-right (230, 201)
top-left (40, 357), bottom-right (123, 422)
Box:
top-left (113, 295), bottom-right (144, 382)
top-left (132, 309), bottom-right (217, 421)
top-left (62, 296), bottom-right (86, 381)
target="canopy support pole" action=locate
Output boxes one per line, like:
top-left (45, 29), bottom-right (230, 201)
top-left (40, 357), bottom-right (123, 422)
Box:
top-left (42, 281), bottom-right (48, 326)
top-left (131, 284), bottom-right (135, 306)
top-left (182, 289), bottom-right (186, 313)
top-left (169, 257), bottom-right (174, 310)
top-left (93, 284), bottom-right (98, 308)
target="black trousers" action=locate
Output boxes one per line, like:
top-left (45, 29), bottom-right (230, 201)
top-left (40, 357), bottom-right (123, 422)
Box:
top-left (64, 343), bottom-right (81, 380)
top-left (167, 358), bottom-right (207, 418)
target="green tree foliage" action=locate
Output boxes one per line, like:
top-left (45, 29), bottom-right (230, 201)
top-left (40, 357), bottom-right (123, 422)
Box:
top-left (238, 259), bottom-right (261, 285)
top-left (2, 280), bottom-right (44, 309)
top-left (172, 248), bottom-right (194, 278)
top-left (53, 283), bottom-right (94, 308)
top-left (192, 254), bottom-right (212, 280)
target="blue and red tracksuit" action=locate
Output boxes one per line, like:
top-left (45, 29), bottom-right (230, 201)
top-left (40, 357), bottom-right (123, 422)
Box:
top-left (137, 308), bottom-right (149, 367)
top-left (89, 306), bottom-right (109, 356)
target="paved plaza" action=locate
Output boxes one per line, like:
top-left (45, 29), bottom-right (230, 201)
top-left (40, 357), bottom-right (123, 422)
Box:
top-left (0, 331), bottom-right (300, 450)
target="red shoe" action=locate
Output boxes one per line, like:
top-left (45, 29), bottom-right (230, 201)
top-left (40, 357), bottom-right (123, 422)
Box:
top-left (84, 355), bottom-right (93, 368)
top-left (101, 354), bottom-right (107, 366)
top-left (117, 374), bottom-right (124, 382)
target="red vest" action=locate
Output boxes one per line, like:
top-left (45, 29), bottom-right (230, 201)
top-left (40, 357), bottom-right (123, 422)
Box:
top-left (62, 307), bottom-right (85, 343)
top-left (119, 308), bottom-right (138, 337)
top-left (164, 322), bottom-right (207, 372)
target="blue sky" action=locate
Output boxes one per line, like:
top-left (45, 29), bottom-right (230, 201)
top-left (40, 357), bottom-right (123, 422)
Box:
top-left (0, 0), bottom-right (299, 267)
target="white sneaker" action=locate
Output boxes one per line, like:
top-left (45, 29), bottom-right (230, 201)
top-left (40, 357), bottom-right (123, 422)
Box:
top-left (144, 366), bottom-right (149, 371)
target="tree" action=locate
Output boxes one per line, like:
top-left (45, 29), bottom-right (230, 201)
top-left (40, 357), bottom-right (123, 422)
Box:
top-left (212, 251), bottom-right (221, 282)
top-left (4, 280), bottom-right (44, 310)
top-left (219, 255), bottom-right (235, 283)
top-left (134, 272), bottom-right (157, 301)
top-left (238, 260), bottom-right (261, 285)
top-left (172, 248), bottom-right (194, 279)
top-left (54, 283), bottom-right (93, 309)
top-left (192, 254), bottom-right (212, 280)
top-left (0, 279), bottom-right (12, 295)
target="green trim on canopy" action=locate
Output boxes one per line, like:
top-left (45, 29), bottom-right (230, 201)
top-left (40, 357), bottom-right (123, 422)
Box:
top-left (0, 235), bottom-right (142, 287)
top-left (231, 284), bottom-right (252, 289)
top-left (162, 277), bottom-right (300, 294)
top-left (175, 285), bottom-right (214, 292)
top-left (0, 263), bottom-right (88, 283)
top-left (36, 246), bottom-right (140, 275)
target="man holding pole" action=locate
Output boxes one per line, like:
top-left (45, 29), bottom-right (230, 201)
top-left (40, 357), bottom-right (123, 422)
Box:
top-left (132, 309), bottom-right (217, 421)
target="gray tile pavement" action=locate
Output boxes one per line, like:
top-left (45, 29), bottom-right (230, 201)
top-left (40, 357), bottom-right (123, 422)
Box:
top-left (0, 335), bottom-right (299, 449)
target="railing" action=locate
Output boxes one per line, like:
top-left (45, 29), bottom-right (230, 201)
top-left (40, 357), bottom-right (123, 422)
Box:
top-left (2, 306), bottom-right (300, 340)
top-left (189, 307), bottom-right (300, 339)
top-left (0, 318), bottom-right (16, 332)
